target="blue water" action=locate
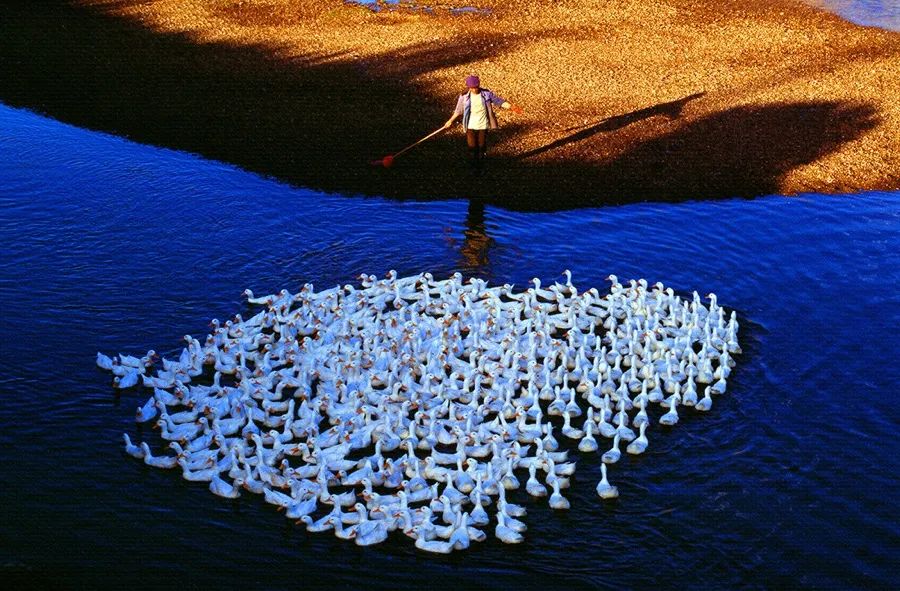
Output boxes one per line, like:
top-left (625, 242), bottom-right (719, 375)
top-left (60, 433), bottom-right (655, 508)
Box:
top-left (347, 0), bottom-right (900, 31)
top-left (1, 101), bottom-right (898, 589)
top-left (347, 0), bottom-right (490, 15)
top-left (804, 0), bottom-right (900, 31)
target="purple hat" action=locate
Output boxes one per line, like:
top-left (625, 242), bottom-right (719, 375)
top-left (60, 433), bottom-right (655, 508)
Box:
top-left (465, 75), bottom-right (480, 88)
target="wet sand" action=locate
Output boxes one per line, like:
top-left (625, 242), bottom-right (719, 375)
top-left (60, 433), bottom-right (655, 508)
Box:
top-left (2, 0), bottom-right (898, 209)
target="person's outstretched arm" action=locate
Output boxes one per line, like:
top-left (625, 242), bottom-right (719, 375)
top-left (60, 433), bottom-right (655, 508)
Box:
top-left (500, 101), bottom-right (523, 113)
top-left (489, 92), bottom-right (522, 113)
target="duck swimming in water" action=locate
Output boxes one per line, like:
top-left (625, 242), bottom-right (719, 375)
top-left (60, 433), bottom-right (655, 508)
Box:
top-left (626, 422), bottom-right (649, 455)
top-left (596, 464), bottom-right (619, 499)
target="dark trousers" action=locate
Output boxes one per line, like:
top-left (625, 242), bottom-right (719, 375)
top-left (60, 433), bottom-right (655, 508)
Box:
top-left (466, 129), bottom-right (487, 170)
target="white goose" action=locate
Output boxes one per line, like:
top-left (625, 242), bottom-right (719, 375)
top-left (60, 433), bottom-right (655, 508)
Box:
top-left (549, 479), bottom-right (570, 510)
top-left (242, 289), bottom-right (274, 305)
top-left (300, 513), bottom-right (335, 533)
top-left (561, 411), bottom-right (584, 440)
top-left (285, 496), bottom-right (318, 520)
top-left (122, 434), bottom-right (144, 459)
top-left (469, 492), bottom-right (490, 527)
top-left (355, 511), bottom-right (389, 547)
top-left (711, 375), bottom-right (728, 395)
top-left (448, 513), bottom-right (471, 550)
top-left (495, 512), bottom-right (524, 544)
top-left (615, 411), bottom-right (635, 442)
top-left (329, 517), bottom-right (357, 541)
top-left (414, 527), bottom-right (454, 553)
top-left (596, 464), bottom-right (619, 499)
top-left (140, 443), bottom-right (177, 469)
top-left (497, 487), bottom-right (527, 519)
top-left (632, 399), bottom-right (649, 428)
top-left (660, 394), bottom-right (680, 426)
top-left (626, 422), bottom-right (649, 455)
top-left (209, 472), bottom-right (241, 499)
top-left (578, 421), bottom-right (599, 453)
top-left (525, 463), bottom-right (548, 497)
top-left (96, 352), bottom-right (115, 371)
top-left (114, 369), bottom-right (141, 389)
top-left (597, 407), bottom-right (617, 439)
top-left (695, 386), bottom-right (713, 411)
top-left (602, 434), bottom-right (621, 464)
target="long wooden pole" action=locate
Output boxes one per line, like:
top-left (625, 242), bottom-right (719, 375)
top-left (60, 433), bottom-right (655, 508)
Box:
top-left (393, 126), bottom-right (447, 158)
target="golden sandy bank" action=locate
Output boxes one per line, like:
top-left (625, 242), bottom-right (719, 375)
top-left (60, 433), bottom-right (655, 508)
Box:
top-left (2, 0), bottom-right (898, 208)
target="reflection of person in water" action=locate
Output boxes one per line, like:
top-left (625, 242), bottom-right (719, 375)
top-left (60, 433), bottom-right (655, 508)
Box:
top-left (460, 198), bottom-right (493, 271)
top-left (443, 75), bottom-right (523, 173)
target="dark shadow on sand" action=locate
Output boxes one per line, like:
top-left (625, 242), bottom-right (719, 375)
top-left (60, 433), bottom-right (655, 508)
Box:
top-left (480, 100), bottom-right (880, 210)
top-left (0, 3), bottom-right (884, 212)
top-left (518, 92), bottom-right (706, 160)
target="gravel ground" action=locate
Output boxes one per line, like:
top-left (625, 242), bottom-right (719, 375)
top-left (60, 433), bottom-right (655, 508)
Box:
top-left (2, 0), bottom-right (898, 207)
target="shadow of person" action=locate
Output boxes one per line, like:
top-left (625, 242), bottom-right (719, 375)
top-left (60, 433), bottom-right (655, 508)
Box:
top-left (518, 92), bottom-right (706, 160)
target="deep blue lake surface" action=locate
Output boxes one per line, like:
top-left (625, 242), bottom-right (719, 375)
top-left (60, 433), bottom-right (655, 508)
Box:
top-left (1, 101), bottom-right (898, 589)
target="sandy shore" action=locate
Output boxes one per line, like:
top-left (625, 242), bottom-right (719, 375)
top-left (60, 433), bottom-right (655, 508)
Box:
top-left (2, 0), bottom-right (898, 209)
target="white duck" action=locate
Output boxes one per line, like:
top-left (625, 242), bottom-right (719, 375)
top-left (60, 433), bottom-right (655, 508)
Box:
top-left (355, 511), bottom-right (389, 546)
top-left (626, 422), bottom-right (649, 455)
top-left (122, 434), bottom-right (144, 459)
top-left (660, 394), bottom-right (680, 426)
top-left (695, 386), bottom-right (713, 411)
top-left (414, 527), bottom-right (454, 553)
top-left (578, 421), bottom-right (599, 453)
top-left (140, 443), bottom-right (177, 469)
top-left (114, 369), bottom-right (141, 389)
top-left (525, 463), bottom-right (548, 497)
top-left (711, 375), bottom-right (728, 395)
top-left (596, 464), bottom-right (619, 499)
top-left (495, 512), bottom-right (524, 544)
top-left (96, 352), bottom-right (115, 371)
top-left (548, 479), bottom-right (570, 510)
top-left (601, 434), bottom-right (621, 464)
top-left (209, 473), bottom-right (241, 499)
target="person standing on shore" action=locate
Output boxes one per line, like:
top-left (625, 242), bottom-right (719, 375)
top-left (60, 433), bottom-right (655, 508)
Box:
top-left (443, 75), bottom-right (522, 172)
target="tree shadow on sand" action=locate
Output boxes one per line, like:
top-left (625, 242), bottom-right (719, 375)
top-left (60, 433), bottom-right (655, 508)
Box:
top-left (0, 2), bottom-right (885, 214)
top-left (0, 2), bottom-right (541, 195)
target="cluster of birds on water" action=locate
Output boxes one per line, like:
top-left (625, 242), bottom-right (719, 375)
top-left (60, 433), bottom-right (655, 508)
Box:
top-left (99, 270), bottom-right (740, 552)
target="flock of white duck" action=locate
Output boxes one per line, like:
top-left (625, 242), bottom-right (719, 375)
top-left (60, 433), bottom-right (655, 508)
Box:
top-left (99, 271), bottom-right (740, 552)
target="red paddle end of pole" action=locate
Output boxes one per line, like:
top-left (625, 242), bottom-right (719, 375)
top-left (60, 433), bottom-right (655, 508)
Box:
top-left (370, 155), bottom-right (394, 168)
